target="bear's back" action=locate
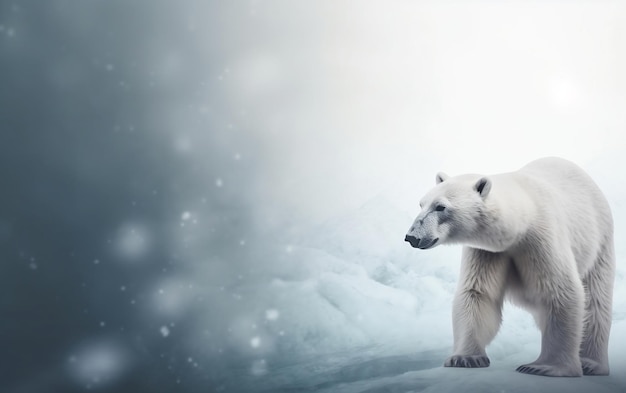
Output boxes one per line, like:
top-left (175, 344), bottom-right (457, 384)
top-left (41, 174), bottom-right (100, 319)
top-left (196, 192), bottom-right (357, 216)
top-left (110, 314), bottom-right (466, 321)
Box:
top-left (516, 157), bottom-right (612, 276)
top-left (518, 157), bottom-right (609, 213)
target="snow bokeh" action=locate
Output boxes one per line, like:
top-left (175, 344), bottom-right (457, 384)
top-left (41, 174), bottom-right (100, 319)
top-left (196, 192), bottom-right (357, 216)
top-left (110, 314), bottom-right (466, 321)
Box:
top-left (150, 277), bottom-right (194, 319)
top-left (66, 340), bottom-right (131, 389)
top-left (112, 222), bottom-right (152, 263)
top-left (1, 1), bottom-right (626, 393)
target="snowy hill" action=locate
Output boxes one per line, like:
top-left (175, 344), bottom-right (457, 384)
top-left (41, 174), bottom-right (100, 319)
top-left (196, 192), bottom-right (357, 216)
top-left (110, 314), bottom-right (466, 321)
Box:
top-left (302, 195), bottom-right (416, 266)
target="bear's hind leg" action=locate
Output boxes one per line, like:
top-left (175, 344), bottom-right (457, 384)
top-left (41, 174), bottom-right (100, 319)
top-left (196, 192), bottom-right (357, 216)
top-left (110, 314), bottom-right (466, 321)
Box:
top-left (516, 252), bottom-right (585, 377)
top-left (516, 294), bottom-right (584, 377)
top-left (580, 242), bottom-right (615, 376)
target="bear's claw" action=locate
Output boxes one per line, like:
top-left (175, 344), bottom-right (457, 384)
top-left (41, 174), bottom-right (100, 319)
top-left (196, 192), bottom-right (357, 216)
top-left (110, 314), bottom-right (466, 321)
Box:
top-left (444, 355), bottom-right (490, 368)
top-left (516, 365), bottom-right (541, 375)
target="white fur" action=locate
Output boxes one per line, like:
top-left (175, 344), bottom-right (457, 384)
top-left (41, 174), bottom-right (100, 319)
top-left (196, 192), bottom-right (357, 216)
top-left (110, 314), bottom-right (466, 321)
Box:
top-left (406, 157), bottom-right (615, 377)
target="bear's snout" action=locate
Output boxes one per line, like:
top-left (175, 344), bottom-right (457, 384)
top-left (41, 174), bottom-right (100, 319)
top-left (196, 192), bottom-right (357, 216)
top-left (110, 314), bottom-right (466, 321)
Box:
top-left (405, 234), bottom-right (439, 249)
top-left (405, 234), bottom-right (420, 248)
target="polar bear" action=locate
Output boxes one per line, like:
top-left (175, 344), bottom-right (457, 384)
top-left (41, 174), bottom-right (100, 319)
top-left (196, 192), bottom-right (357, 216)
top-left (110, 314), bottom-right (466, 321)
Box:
top-left (405, 157), bottom-right (615, 377)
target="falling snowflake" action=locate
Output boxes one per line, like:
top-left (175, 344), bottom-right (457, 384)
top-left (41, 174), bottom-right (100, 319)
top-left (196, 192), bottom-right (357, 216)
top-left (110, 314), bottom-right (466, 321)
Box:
top-left (160, 326), bottom-right (170, 337)
top-left (265, 309), bottom-right (279, 321)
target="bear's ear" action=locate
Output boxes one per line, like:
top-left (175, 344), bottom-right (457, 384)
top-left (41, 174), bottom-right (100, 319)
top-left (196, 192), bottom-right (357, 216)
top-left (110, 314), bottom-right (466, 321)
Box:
top-left (475, 177), bottom-right (492, 198)
top-left (435, 172), bottom-right (449, 185)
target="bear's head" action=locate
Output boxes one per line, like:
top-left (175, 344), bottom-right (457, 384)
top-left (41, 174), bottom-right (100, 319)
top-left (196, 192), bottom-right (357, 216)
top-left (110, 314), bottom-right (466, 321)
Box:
top-left (405, 172), bottom-right (492, 250)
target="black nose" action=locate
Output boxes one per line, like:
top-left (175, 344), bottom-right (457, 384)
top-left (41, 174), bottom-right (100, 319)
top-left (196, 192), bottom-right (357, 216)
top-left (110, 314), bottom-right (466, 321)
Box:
top-left (405, 235), bottom-right (420, 248)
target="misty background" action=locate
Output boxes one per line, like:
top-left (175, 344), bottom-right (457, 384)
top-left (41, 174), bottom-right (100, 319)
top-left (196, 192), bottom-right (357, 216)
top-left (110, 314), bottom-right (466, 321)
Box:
top-left (1, 1), bottom-right (626, 392)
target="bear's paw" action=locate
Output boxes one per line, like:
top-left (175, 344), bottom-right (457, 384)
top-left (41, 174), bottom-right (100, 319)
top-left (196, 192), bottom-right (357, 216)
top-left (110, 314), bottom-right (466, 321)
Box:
top-left (516, 363), bottom-right (582, 377)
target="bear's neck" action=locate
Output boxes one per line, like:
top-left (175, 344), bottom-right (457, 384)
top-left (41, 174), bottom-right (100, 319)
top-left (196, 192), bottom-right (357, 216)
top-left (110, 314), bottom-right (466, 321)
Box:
top-left (469, 192), bottom-right (536, 253)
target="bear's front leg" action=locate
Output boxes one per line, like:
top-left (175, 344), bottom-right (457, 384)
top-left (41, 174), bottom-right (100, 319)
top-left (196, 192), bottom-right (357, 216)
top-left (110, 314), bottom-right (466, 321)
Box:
top-left (444, 288), bottom-right (499, 368)
top-left (444, 249), bottom-right (509, 369)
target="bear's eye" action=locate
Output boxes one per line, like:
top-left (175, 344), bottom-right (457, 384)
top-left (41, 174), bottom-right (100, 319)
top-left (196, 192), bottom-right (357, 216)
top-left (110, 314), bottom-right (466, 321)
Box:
top-left (435, 205), bottom-right (446, 212)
